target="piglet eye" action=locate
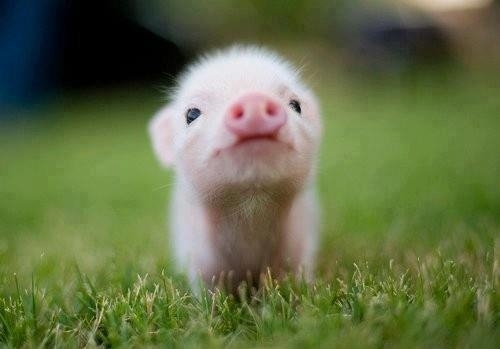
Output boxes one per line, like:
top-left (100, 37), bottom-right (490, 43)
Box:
top-left (289, 99), bottom-right (301, 114)
top-left (186, 108), bottom-right (201, 125)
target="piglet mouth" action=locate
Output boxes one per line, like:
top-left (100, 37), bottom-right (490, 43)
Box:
top-left (235, 134), bottom-right (278, 144)
top-left (231, 132), bottom-right (297, 150)
top-left (213, 135), bottom-right (294, 157)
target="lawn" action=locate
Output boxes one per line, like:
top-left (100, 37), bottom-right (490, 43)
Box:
top-left (1, 66), bottom-right (499, 347)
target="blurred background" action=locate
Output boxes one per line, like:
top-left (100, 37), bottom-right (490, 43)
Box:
top-left (2, 0), bottom-right (500, 109)
top-left (1, 0), bottom-right (499, 279)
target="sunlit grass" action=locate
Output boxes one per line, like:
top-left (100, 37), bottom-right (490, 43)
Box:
top-left (1, 69), bottom-right (499, 347)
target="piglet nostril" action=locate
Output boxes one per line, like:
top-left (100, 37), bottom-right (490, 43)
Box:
top-left (265, 102), bottom-right (278, 117)
top-left (233, 106), bottom-right (244, 119)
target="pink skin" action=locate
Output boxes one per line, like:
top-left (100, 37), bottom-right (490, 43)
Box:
top-left (149, 46), bottom-right (322, 293)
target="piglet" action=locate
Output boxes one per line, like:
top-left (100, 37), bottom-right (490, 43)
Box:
top-left (149, 46), bottom-right (322, 292)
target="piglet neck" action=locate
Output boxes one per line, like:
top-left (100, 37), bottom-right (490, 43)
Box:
top-left (205, 185), bottom-right (297, 273)
top-left (211, 187), bottom-right (293, 227)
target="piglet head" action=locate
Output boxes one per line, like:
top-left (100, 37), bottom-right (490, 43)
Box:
top-left (149, 46), bottom-right (322, 201)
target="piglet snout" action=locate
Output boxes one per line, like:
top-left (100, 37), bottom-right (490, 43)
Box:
top-left (225, 93), bottom-right (286, 139)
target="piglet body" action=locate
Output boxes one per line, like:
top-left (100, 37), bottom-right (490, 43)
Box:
top-left (149, 46), bottom-right (322, 291)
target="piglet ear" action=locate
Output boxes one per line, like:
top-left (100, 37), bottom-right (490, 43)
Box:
top-left (148, 105), bottom-right (176, 168)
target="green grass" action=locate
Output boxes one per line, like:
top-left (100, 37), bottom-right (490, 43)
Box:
top-left (1, 69), bottom-right (499, 347)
